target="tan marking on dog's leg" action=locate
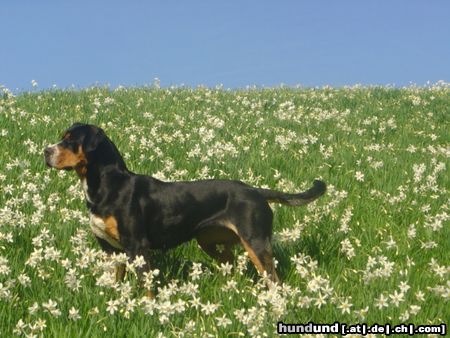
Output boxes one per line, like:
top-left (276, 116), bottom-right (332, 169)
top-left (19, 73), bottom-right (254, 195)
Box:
top-left (240, 239), bottom-right (266, 273)
top-left (221, 221), bottom-right (267, 274)
top-left (211, 221), bottom-right (280, 283)
top-left (240, 237), bottom-right (280, 284)
top-left (221, 221), bottom-right (240, 235)
top-left (260, 247), bottom-right (280, 284)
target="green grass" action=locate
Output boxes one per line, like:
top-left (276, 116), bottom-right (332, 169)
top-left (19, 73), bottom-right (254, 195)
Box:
top-left (0, 84), bottom-right (449, 337)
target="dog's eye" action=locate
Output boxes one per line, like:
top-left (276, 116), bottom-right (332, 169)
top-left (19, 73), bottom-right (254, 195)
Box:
top-left (61, 139), bottom-right (77, 150)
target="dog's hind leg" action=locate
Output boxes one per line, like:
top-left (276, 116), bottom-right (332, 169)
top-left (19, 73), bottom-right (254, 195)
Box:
top-left (227, 197), bottom-right (280, 284)
top-left (240, 236), bottom-right (280, 284)
top-left (202, 219), bottom-right (280, 283)
top-left (196, 226), bottom-right (240, 264)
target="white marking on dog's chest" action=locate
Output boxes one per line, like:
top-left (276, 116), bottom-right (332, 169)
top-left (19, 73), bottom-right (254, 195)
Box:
top-left (82, 179), bottom-right (94, 204)
top-left (89, 214), bottom-right (123, 250)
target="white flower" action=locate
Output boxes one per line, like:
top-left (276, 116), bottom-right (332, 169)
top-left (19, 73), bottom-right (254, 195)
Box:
top-left (224, 279), bottom-right (238, 292)
top-left (123, 298), bottom-right (137, 318)
top-left (407, 224), bottom-right (416, 239)
top-left (189, 262), bottom-right (203, 281)
top-left (314, 293), bottom-right (327, 308)
top-left (375, 294), bottom-right (389, 310)
top-left (415, 290), bottom-right (425, 302)
top-left (68, 307), bottom-right (81, 321)
top-left (132, 255), bottom-right (147, 268)
top-left (355, 306), bottom-right (369, 320)
top-left (355, 171), bottom-right (365, 182)
top-left (190, 296), bottom-right (201, 309)
top-left (389, 290), bottom-right (404, 307)
top-left (0, 256), bottom-right (11, 276)
top-left (339, 207), bottom-right (353, 233)
top-left (218, 262), bottom-right (233, 276)
top-left (340, 238), bottom-right (355, 259)
top-left (201, 301), bottom-right (219, 315)
top-left (28, 302), bottom-right (40, 315)
top-left (412, 163), bottom-right (426, 183)
top-left (406, 145), bottom-right (417, 153)
top-left (173, 299), bottom-right (186, 313)
top-left (18, 273), bottom-right (31, 287)
top-left (34, 317), bottom-right (47, 332)
top-left (65, 268), bottom-right (81, 291)
top-left (298, 295), bottom-right (312, 308)
top-left (399, 281), bottom-right (410, 293)
top-left (215, 314), bottom-right (232, 328)
top-left (141, 297), bottom-right (156, 315)
top-left (184, 320), bottom-right (196, 333)
top-left (42, 299), bottom-right (61, 317)
top-left (13, 319), bottom-right (28, 335)
top-left (428, 258), bottom-right (447, 278)
top-left (410, 304), bottom-right (421, 315)
top-left (399, 310), bottom-right (410, 321)
top-left (106, 299), bottom-right (119, 315)
top-left (338, 298), bottom-right (353, 314)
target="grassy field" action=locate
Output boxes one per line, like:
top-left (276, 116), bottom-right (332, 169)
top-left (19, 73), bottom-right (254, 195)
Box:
top-left (0, 83), bottom-right (449, 337)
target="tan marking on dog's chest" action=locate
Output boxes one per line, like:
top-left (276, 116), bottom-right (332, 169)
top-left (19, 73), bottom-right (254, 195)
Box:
top-left (90, 214), bottom-right (123, 250)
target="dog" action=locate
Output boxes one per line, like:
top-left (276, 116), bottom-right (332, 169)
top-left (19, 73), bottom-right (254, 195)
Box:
top-left (44, 123), bottom-right (326, 290)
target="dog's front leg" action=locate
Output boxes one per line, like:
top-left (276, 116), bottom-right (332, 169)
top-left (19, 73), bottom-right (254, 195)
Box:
top-left (115, 263), bottom-right (126, 282)
top-left (125, 240), bottom-right (155, 298)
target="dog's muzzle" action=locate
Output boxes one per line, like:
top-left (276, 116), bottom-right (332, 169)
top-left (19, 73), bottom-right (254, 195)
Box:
top-left (44, 146), bottom-right (56, 168)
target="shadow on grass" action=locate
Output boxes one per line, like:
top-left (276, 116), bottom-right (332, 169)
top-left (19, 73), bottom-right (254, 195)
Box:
top-left (274, 229), bottom-right (342, 282)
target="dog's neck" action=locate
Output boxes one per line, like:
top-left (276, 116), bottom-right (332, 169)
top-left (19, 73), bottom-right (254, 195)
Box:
top-left (78, 139), bottom-right (128, 211)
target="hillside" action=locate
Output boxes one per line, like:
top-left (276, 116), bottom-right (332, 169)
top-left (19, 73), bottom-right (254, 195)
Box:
top-left (0, 84), bottom-right (448, 336)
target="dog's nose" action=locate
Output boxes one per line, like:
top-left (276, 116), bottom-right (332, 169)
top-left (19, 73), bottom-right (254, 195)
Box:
top-left (44, 147), bottom-right (54, 167)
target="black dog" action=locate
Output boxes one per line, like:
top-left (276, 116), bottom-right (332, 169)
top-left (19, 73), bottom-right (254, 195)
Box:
top-left (44, 123), bottom-right (326, 288)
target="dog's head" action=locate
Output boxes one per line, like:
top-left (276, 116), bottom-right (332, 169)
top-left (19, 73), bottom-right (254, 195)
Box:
top-left (44, 123), bottom-right (105, 170)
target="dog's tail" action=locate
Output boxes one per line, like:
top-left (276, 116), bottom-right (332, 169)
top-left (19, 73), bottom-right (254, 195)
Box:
top-left (254, 180), bottom-right (326, 206)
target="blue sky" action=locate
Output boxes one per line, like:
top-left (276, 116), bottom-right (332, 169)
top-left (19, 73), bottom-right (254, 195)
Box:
top-left (1, 1), bottom-right (449, 90)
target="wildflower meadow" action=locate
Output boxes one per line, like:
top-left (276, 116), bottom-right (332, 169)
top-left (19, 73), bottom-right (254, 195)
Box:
top-left (0, 83), bottom-right (448, 337)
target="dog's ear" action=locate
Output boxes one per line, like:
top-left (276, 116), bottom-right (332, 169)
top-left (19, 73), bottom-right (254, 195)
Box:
top-left (84, 125), bottom-right (105, 153)
top-left (61, 122), bottom-right (84, 139)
